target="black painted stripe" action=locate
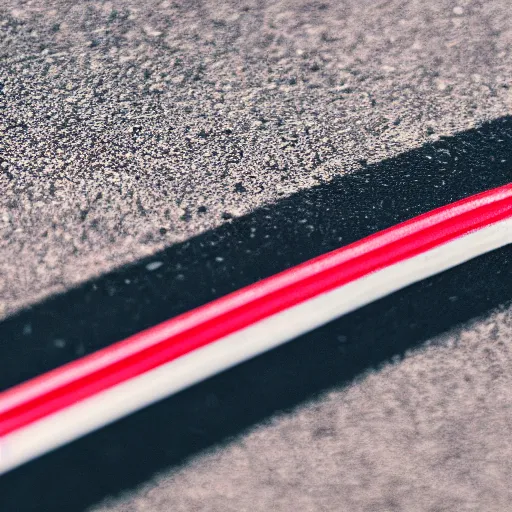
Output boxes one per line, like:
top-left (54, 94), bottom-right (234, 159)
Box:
top-left (1, 234), bottom-right (511, 512)
top-left (1, 116), bottom-right (512, 392)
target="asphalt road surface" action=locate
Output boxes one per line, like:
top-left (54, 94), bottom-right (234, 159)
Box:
top-left (1, 0), bottom-right (512, 511)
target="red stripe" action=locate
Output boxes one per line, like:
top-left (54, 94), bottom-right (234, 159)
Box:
top-left (1, 184), bottom-right (511, 437)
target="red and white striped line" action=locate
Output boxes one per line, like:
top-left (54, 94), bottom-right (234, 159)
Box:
top-left (1, 184), bottom-right (511, 474)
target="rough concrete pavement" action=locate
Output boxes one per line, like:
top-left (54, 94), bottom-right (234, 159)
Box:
top-left (1, 1), bottom-right (512, 511)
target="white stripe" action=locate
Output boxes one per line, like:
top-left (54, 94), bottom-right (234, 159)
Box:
top-left (1, 218), bottom-right (511, 474)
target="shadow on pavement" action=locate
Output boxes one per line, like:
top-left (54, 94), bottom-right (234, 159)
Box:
top-left (1, 116), bottom-right (512, 511)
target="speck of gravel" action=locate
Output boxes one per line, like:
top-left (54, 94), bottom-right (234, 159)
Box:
top-left (146, 261), bottom-right (163, 271)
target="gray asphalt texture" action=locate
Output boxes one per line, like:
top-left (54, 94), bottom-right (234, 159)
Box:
top-left (2, 0), bottom-right (512, 319)
top-left (1, 0), bottom-right (512, 510)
